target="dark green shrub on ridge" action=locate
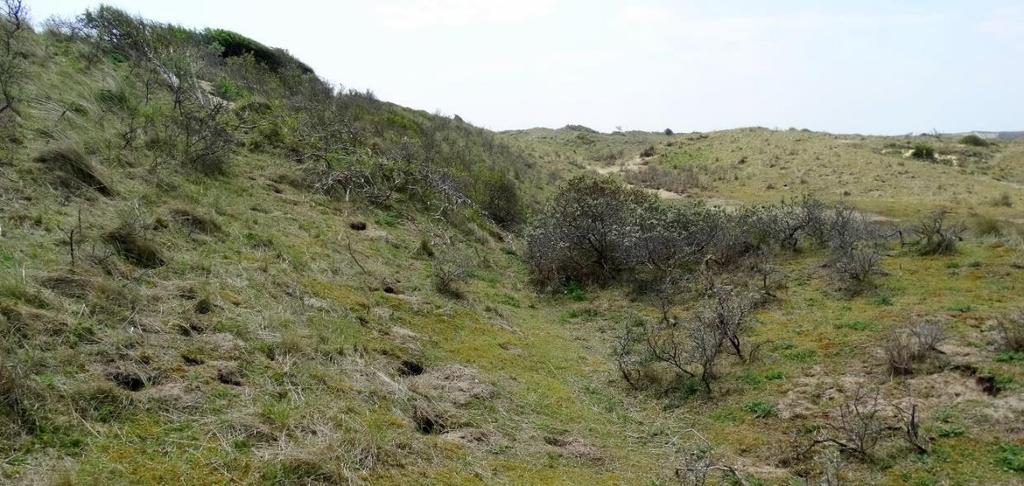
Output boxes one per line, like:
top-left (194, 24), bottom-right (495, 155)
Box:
top-left (959, 134), bottom-right (989, 147)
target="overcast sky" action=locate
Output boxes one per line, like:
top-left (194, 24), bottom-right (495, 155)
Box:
top-left (29, 0), bottom-right (1024, 134)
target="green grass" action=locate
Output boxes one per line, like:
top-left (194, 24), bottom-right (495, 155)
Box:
top-left (1, 11), bottom-right (1023, 486)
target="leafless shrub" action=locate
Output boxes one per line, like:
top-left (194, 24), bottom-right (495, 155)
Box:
top-left (820, 387), bottom-right (886, 459)
top-left (431, 250), bottom-right (468, 299)
top-left (810, 389), bottom-right (932, 462)
top-left (674, 431), bottom-right (746, 486)
top-left (998, 310), bottom-right (1024, 352)
top-left (617, 310), bottom-right (727, 394)
top-left (0, 0), bottom-right (26, 117)
top-left (747, 249), bottom-right (783, 298)
top-left (614, 314), bottom-right (650, 390)
top-left (883, 320), bottom-right (945, 376)
top-left (814, 448), bottom-right (844, 486)
top-left (912, 209), bottom-right (963, 255)
top-left (697, 285), bottom-right (754, 361)
top-left (687, 323), bottom-right (725, 393)
top-left (883, 330), bottom-right (918, 376)
top-left (909, 320), bottom-right (945, 353)
top-left (893, 402), bottom-right (930, 454)
top-left (829, 240), bottom-right (883, 290)
top-left (825, 213), bottom-right (884, 292)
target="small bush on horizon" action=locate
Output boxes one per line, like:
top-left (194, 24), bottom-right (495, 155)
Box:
top-left (959, 134), bottom-right (989, 147)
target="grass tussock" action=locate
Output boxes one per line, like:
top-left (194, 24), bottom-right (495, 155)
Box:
top-left (105, 226), bottom-right (166, 268)
top-left (168, 208), bottom-right (222, 235)
top-left (34, 145), bottom-right (114, 197)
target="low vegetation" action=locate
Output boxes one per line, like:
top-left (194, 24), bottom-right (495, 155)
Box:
top-left (0, 4), bottom-right (1021, 485)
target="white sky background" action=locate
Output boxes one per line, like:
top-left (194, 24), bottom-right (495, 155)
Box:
top-left (28, 0), bottom-right (1024, 134)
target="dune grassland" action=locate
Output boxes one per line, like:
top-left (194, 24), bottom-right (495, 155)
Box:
top-left (1, 3), bottom-right (1023, 485)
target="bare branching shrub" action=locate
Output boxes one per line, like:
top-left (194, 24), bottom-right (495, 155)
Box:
top-left (748, 249), bottom-right (783, 298)
top-left (0, 0), bottom-right (26, 117)
top-left (829, 240), bottom-right (883, 290)
top-left (687, 323), bottom-right (725, 394)
top-left (997, 310), bottom-right (1024, 352)
top-left (909, 320), bottom-right (945, 353)
top-left (674, 431), bottom-right (744, 486)
top-left (883, 330), bottom-right (918, 376)
top-left (616, 309), bottom-right (730, 394)
top-left (821, 387), bottom-right (886, 459)
top-left (883, 320), bottom-right (944, 376)
top-left (811, 389), bottom-right (933, 461)
top-left (697, 286), bottom-right (753, 361)
top-left (826, 214), bottom-right (885, 292)
top-left (431, 250), bottom-right (468, 299)
top-left (614, 313), bottom-right (650, 390)
top-left (912, 209), bottom-right (963, 255)
top-left (893, 402), bottom-right (930, 454)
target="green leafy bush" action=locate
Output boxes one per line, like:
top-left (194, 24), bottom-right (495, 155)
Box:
top-left (959, 134), bottom-right (989, 147)
top-left (206, 29), bottom-right (313, 74)
top-left (910, 143), bottom-right (935, 159)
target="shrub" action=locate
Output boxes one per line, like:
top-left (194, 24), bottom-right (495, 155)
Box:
top-left (910, 143), bottom-right (935, 160)
top-left (614, 313), bottom-right (651, 390)
top-left (824, 387), bottom-right (886, 458)
top-left (883, 320), bottom-right (944, 376)
top-left (663, 128), bottom-right (674, 136)
top-left (825, 212), bottom-right (884, 291)
top-left (912, 209), bottom-right (963, 255)
top-left (697, 286), bottom-right (754, 361)
top-left (476, 169), bottom-right (523, 229)
top-left (829, 240), bottom-right (883, 291)
top-left (0, 0), bottom-right (27, 117)
top-left (525, 175), bottom-right (656, 287)
top-left (997, 311), bottom-right (1024, 352)
top-left (207, 29), bottom-right (289, 72)
top-left (959, 134), bottom-right (989, 147)
top-left (431, 247), bottom-right (468, 299)
top-left (640, 145), bottom-right (656, 158)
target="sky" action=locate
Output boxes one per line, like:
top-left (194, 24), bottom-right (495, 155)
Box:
top-left (28, 0), bottom-right (1024, 134)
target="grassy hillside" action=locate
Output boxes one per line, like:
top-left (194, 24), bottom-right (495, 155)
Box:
top-left (1, 5), bottom-right (1023, 486)
top-left (503, 127), bottom-right (1024, 221)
